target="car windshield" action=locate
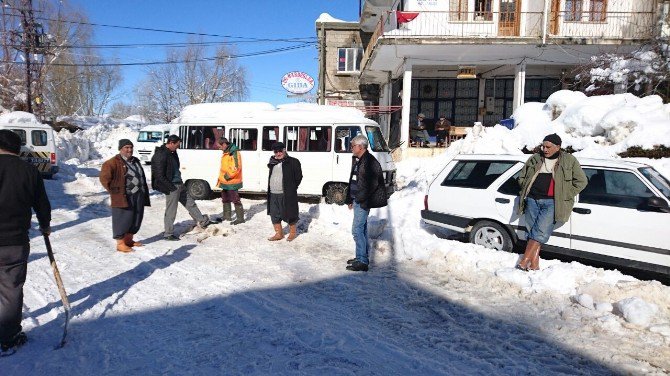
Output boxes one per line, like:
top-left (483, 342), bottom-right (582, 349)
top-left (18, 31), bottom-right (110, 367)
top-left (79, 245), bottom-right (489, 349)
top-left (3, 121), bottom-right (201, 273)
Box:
top-left (639, 167), bottom-right (670, 200)
top-left (365, 126), bottom-right (389, 152)
top-left (137, 131), bottom-right (164, 142)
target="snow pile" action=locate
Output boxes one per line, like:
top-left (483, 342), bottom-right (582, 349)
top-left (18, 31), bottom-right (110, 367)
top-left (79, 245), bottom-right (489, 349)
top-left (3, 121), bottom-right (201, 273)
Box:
top-left (448, 91), bottom-right (670, 158)
top-left (56, 115), bottom-right (144, 131)
top-left (0, 110), bottom-right (41, 124)
top-left (315, 12), bottom-right (350, 23)
top-left (615, 297), bottom-right (659, 326)
top-left (55, 120), bottom-right (139, 162)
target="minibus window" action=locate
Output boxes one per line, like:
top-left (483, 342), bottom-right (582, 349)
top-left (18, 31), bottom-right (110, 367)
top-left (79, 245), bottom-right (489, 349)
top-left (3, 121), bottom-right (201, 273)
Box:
top-left (11, 129), bottom-right (26, 145)
top-left (229, 128), bottom-right (258, 151)
top-left (334, 126), bottom-right (362, 153)
top-left (284, 126), bottom-right (331, 152)
top-left (31, 130), bottom-right (48, 146)
top-left (262, 126), bottom-right (280, 150)
top-left (137, 131), bottom-right (164, 142)
top-left (365, 126), bottom-right (390, 152)
top-left (181, 126), bottom-right (225, 150)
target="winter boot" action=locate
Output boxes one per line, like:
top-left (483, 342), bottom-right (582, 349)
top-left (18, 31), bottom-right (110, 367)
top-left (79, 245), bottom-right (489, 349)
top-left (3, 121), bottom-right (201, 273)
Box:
top-left (116, 239), bottom-right (133, 253)
top-left (231, 203), bottom-right (245, 225)
top-left (287, 223), bottom-right (297, 241)
top-left (268, 223), bottom-right (284, 241)
top-left (223, 202), bottom-right (232, 221)
top-left (123, 233), bottom-right (142, 247)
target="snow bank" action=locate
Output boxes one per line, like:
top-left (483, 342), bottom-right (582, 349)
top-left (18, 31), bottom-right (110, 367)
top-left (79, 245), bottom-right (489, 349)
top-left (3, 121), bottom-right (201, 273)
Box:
top-left (0, 111), bottom-right (40, 124)
top-left (615, 297), bottom-right (659, 327)
top-left (55, 118), bottom-right (139, 162)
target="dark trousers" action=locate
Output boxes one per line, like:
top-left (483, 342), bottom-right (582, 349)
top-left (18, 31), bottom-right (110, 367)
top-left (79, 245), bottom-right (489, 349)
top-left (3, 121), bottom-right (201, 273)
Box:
top-left (0, 243), bottom-right (29, 343)
top-left (269, 193), bottom-right (285, 224)
top-left (112, 191), bottom-right (146, 239)
top-left (220, 189), bottom-right (241, 205)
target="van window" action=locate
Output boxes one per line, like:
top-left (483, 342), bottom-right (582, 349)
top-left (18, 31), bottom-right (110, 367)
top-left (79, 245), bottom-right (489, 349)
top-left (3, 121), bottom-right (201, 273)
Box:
top-left (497, 171), bottom-right (521, 195)
top-left (262, 126), bottom-right (279, 151)
top-left (229, 128), bottom-right (258, 151)
top-left (180, 126), bottom-right (225, 150)
top-left (31, 130), bottom-right (48, 146)
top-left (365, 126), bottom-right (390, 152)
top-left (639, 167), bottom-right (670, 200)
top-left (580, 168), bottom-right (654, 209)
top-left (11, 129), bottom-right (27, 145)
top-left (334, 126), bottom-right (362, 153)
top-left (442, 161), bottom-right (516, 189)
top-left (138, 131), bottom-right (164, 142)
top-left (284, 126), bottom-right (331, 152)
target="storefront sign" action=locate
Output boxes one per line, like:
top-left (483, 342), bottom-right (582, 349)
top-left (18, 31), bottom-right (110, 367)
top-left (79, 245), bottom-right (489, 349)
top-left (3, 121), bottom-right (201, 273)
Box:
top-left (281, 71), bottom-right (315, 94)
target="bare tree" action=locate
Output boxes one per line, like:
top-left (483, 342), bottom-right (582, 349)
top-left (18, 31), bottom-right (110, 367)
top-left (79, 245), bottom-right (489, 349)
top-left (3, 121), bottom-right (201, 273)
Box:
top-left (135, 39), bottom-right (248, 122)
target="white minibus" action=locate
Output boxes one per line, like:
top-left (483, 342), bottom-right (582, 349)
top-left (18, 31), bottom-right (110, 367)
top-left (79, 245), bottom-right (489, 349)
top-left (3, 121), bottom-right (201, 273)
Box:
top-left (136, 124), bottom-right (172, 164)
top-left (0, 121), bottom-right (58, 178)
top-left (170, 102), bottom-right (396, 204)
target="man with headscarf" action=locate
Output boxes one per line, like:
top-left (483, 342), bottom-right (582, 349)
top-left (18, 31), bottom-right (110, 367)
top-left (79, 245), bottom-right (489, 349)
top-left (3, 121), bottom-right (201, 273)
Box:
top-left (516, 133), bottom-right (587, 271)
top-left (266, 142), bottom-right (302, 242)
top-left (100, 139), bottom-right (151, 252)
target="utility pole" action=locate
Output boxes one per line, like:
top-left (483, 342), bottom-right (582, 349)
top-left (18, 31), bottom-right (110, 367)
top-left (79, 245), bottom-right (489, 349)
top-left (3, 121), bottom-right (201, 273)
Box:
top-left (19, 0), bottom-right (36, 113)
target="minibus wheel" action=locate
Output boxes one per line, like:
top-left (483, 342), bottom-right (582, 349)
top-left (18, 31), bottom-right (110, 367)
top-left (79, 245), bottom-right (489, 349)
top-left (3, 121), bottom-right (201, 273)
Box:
top-left (324, 183), bottom-right (347, 205)
top-left (186, 180), bottom-right (211, 200)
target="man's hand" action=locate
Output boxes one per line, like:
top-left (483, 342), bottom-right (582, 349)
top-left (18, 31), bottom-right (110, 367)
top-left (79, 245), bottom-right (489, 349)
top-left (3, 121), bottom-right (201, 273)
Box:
top-left (40, 226), bottom-right (51, 236)
top-left (348, 204), bottom-right (353, 210)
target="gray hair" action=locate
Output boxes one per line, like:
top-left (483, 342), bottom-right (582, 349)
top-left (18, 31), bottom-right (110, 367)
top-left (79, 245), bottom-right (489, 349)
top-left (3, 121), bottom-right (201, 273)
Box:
top-left (351, 134), bottom-right (369, 148)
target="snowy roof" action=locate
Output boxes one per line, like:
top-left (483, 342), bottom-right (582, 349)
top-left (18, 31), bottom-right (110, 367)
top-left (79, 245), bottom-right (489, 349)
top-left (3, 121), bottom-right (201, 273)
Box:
top-left (173, 102), bottom-right (378, 125)
top-left (315, 13), bottom-right (353, 24)
top-left (138, 124), bottom-right (172, 132)
top-left (0, 111), bottom-right (48, 128)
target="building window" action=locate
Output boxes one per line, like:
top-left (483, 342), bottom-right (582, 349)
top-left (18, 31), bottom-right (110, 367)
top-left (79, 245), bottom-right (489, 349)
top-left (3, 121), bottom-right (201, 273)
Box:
top-left (589, 0), bottom-right (607, 21)
top-left (565, 0), bottom-right (583, 21)
top-left (475, 0), bottom-right (493, 21)
top-left (450, 0), bottom-right (468, 21)
top-left (410, 78), bottom-right (479, 129)
top-left (337, 48), bottom-right (363, 73)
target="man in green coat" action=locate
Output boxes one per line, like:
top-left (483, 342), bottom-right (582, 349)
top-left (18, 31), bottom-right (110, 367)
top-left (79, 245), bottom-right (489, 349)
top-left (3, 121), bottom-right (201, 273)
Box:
top-left (516, 133), bottom-right (588, 271)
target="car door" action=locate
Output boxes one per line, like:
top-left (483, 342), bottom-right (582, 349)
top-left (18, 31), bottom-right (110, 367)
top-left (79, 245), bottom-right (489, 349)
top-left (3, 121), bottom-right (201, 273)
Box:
top-left (494, 166), bottom-right (571, 249)
top-left (570, 167), bottom-right (670, 268)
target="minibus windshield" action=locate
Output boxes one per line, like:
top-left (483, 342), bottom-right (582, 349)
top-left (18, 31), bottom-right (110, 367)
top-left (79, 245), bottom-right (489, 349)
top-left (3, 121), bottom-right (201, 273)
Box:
top-left (365, 126), bottom-right (389, 152)
top-left (138, 131), bottom-right (164, 142)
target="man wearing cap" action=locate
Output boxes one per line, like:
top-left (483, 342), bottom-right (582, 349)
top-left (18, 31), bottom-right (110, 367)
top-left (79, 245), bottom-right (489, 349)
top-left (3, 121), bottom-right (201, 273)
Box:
top-left (151, 135), bottom-right (211, 241)
top-left (266, 142), bottom-right (302, 241)
top-left (516, 133), bottom-right (587, 271)
top-left (410, 113), bottom-right (430, 147)
top-left (100, 139), bottom-right (151, 252)
top-left (216, 137), bottom-right (245, 225)
top-left (0, 130), bottom-right (51, 353)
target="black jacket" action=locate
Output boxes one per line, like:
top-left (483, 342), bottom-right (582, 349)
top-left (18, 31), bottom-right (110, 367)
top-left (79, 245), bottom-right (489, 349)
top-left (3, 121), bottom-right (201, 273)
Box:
top-left (266, 156), bottom-right (303, 224)
top-left (0, 154), bottom-right (51, 246)
top-left (345, 151), bottom-right (388, 210)
top-left (151, 145), bottom-right (180, 194)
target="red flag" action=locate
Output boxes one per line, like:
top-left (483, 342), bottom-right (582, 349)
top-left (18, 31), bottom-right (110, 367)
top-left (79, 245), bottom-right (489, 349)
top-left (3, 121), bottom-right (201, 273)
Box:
top-left (396, 11), bottom-right (419, 25)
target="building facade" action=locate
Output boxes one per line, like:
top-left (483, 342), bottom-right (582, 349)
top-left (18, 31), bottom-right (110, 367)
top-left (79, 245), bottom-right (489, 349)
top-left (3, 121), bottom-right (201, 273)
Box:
top-left (318, 0), bottom-right (667, 152)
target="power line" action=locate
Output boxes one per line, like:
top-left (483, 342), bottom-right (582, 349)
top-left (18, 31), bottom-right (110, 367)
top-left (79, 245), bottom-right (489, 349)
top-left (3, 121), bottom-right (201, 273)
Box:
top-left (0, 38), bottom-right (316, 49)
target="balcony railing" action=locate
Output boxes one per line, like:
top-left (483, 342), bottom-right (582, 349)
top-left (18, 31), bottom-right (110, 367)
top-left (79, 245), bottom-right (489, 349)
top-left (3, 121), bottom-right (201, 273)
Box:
top-left (363, 10), bottom-right (656, 65)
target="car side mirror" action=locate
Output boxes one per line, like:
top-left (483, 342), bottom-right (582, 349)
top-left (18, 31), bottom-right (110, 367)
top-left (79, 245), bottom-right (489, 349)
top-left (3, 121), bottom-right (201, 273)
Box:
top-left (646, 197), bottom-right (670, 213)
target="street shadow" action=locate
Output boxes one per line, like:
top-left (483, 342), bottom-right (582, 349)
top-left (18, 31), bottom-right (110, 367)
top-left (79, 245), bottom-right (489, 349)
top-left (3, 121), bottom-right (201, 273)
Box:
top-left (7, 262), bottom-right (618, 375)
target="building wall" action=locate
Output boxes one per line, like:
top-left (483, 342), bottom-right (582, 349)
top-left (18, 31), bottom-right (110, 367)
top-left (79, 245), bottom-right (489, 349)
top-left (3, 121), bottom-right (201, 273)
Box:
top-left (319, 24), bottom-right (367, 101)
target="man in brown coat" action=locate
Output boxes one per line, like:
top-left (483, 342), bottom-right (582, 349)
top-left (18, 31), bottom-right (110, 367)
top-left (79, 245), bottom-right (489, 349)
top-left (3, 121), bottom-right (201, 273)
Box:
top-left (99, 139), bottom-right (150, 252)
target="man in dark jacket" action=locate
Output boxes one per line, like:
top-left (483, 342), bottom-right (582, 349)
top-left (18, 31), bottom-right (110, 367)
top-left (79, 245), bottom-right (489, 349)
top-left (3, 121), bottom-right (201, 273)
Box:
top-left (99, 139), bottom-right (150, 253)
top-left (266, 142), bottom-right (303, 241)
top-left (151, 135), bottom-right (210, 240)
top-left (345, 134), bottom-right (388, 272)
top-left (0, 130), bottom-right (51, 353)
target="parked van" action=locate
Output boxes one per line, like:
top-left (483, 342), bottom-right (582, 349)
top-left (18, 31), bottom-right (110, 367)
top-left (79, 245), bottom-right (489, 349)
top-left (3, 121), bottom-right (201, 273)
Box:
top-left (0, 121), bottom-right (58, 178)
top-left (170, 102), bottom-right (396, 203)
top-left (136, 124), bottom-right (171, 164)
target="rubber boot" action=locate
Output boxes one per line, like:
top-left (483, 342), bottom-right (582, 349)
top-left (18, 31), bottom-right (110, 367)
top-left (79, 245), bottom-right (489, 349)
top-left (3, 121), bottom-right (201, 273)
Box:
top-left (516, 239), bottom-right (539, 271)
top-left (231, 203), bottom-right (245, 225)
top-left (223, 202), bottom-right (232, 221)
top-left (116, 239), bottom-right (133, 253)
top-left (268, 223), bottom-right (284, 241)
top-left (287, 223), bottom-right (297, 242)
top-left (124, 233), bottom-right (142, 247)
top-left (529, 244), bottom-right (542, 271)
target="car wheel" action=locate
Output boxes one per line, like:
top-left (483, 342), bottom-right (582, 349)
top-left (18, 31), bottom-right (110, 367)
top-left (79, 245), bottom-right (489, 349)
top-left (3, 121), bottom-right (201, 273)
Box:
top-left (186, 180), bottom-right (211, 200)
top-left (469, 220), bottom-right (513, 252)
top-left (324, 183), bottom-right (347, 205)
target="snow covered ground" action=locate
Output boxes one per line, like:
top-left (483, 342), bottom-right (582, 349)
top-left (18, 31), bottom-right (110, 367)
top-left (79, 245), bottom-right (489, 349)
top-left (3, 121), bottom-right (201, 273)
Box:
top-left (4, 93), bottom-right (670, 375)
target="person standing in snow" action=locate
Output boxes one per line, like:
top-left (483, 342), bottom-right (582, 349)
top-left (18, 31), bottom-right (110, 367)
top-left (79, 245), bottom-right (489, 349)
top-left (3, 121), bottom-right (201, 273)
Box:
top-left (216, 137), bottom-right (245, 225)
top-left (0, 130), bottom-right (51, 353)
top-left (99, 139), bottom-right (151, 253)
top-left (151, 135), bottom-right (211, 240)
top-left (345, 135), bottom-right (387, 272)
top-left (516, 133), bottom-right (587, 271)
top-left (266, 142), bottom-right (302, 241)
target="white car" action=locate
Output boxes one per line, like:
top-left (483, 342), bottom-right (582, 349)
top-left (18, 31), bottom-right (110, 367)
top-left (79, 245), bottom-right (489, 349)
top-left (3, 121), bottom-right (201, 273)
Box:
top-left (421, 154), bottom-right (670, 275)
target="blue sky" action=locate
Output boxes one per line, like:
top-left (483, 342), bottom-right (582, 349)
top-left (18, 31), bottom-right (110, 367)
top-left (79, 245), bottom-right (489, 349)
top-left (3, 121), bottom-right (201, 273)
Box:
top-left (68, 0), bottom-right (360, 106)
